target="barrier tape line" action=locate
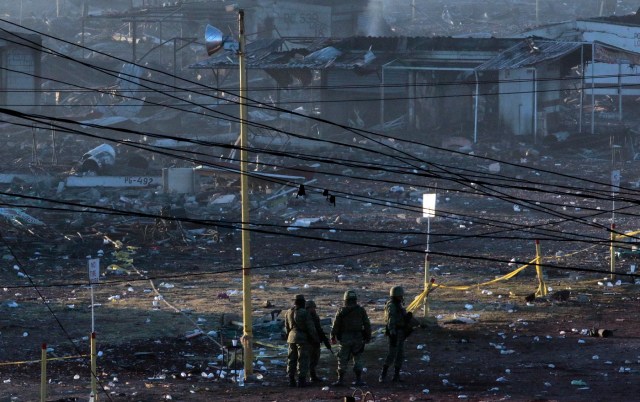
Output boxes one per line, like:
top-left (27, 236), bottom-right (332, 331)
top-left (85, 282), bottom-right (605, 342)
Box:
top-left (0, 354), bottom-right (87, 366)
top-left (541, 244), bottom-right (598, 260)
top-left (406, 258), bottom-right (538, 313)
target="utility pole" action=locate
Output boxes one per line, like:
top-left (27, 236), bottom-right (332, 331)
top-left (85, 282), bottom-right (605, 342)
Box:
top-left (238, 9), bottom-right (254, 379)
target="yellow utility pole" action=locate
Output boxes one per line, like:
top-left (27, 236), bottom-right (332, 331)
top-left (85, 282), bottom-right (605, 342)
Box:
top-left (238, 9), bottom-right (254, 379)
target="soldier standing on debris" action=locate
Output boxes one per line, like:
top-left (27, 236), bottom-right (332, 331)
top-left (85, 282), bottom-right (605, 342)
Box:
top-left (379, 285), bottom-right (411, 383)
top-left (330, 290), bottom-right (372, 386)
top-left (305, 300), bottom-right (332, 382)
top-left (285, 294), bottom-right (319, 388)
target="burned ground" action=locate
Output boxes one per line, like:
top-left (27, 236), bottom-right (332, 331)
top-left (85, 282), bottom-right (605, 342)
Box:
top-left (1, 137), bottom-right (640, 401)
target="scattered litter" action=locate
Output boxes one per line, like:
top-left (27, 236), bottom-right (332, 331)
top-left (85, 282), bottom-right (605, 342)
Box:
top-left (6, 301), bottom-right (18, 308)
top-left (570, 379), bottom-right (587, 386)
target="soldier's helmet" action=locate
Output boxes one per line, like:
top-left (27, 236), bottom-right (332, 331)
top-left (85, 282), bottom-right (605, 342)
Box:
top-left (305, 300), bottom-right (316, 309)
top-left (343, 289), bottom-right (358, 300)
top-left (294, 294), bottom-right (306, 303)
top-left (390, 286), bottom-right (404, 297)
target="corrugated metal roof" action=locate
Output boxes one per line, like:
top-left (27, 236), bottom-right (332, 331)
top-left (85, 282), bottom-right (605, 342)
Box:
top-left (192, 37), bottom-right (583, 72)
top-left (189, 38), bottom-right (288, 69)
top-left (475, 40), bottom-right (583, 71)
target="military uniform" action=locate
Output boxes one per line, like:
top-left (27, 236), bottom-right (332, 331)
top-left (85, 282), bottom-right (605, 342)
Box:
top-left (330, 290), bottom-right (371, 386)
top-left (379, 286), bottom-right (409, 383)
top-left (306, 300), bottom-right (331, 382)
top-left (285, 295), bottom-right (319, 387)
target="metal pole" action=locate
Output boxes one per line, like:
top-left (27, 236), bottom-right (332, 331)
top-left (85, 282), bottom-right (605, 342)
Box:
top-left (579, 45), bottom-right (583, 132)
top-left (380, 66), bottom-right (385, 132)
top-left (91, 283), bottom-right (96, 333)
top-left (90, 332), bottom-right (97, 401)
top-left (591, 43), bottom-right (595, 134)
top-left (473, 71), bottom-right (479, 143)
top-left (610, 223), bottom-right (616, 280)
top-left (423, 217), bottom-right (431, 317)
top-left (533, 68), bottom-right (538, 144)
top-left (618, 62), bottom-right (622, 122)
top-left (535, 240), bottom-right (547, 296)
top-left (40, 343), bottom-right (46, 402)
top-left (238, 9), bottom-right (253, 379)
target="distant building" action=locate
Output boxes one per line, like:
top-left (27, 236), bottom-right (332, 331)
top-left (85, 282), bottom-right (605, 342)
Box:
top-left (522, 12), bottom-right (640, 126)
top-left (0, 31), bottom-right (42, 113)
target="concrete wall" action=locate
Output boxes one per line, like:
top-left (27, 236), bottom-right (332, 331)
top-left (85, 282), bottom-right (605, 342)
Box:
top-left (0, 37), bottom-right (41, 113)
top-left (499, 69), bottom-right (535, 136)
top-left (578, 20), bottom-right (640, 52)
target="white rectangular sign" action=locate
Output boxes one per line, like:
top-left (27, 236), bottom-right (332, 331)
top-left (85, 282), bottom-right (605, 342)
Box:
top-left (88, 258), bottom-right (100, 284)
top-left (422, 193), bottom-right (436, 218)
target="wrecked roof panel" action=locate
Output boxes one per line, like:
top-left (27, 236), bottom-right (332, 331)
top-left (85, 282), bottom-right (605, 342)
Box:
top-left (476, 40), bottom-right (583, 71)
top-left (190, 38), bottom-right (287, 69)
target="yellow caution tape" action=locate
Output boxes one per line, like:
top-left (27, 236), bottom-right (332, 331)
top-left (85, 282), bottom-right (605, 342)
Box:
top-left (542, 244), bottom-right (598, 260)
top-left (614, 229), bottom-right (640, 241)
top-left (0, 354), bottom-right (86, 366)
top-left (406, 258), bottom-right (537, 313)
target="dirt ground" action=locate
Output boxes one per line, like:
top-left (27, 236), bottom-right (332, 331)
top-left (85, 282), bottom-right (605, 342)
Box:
top-left (2, 137), bottom-right (640, 402)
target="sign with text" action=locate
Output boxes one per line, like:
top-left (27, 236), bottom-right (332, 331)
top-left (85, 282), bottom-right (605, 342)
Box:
top-left (88, 258), bottom-right (100, 284)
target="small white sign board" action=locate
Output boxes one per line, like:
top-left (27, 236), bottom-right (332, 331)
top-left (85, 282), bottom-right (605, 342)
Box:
top-left (422, 193), bottom-right (436, 218)
top-left (88, 259), bottom-right (100, 283)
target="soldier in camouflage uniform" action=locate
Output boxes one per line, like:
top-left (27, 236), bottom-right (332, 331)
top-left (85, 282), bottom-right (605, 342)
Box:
top-left (330, 290), bottom-right (372, 386)
top-left (305, 300), bottom-right (332, 382)
top-left (379, 285), bottom-right (408, 383)
top-left (285, 294), bottom-right (319, 388)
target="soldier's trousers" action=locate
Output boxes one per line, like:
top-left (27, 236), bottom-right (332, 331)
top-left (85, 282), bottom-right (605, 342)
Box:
top-left (309, 342), bottom-right (321, 374)
top-left (337, 340), bottom-right (365, 374)
top-left (383, 330), bottom-right (405, 369)
top-left (287, 343), bottom-right (310, 378)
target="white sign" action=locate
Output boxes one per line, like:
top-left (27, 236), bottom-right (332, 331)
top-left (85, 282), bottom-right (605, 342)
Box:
top-left (88, 259), bottom-right (100, 284)
top-left (422, 194), bottom-right (436, 218)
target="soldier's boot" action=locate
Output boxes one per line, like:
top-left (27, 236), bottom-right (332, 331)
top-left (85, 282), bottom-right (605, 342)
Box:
top-left (391, 367), bottom-right (402, 382)
top-left (288, 375), bottom-right (297, 387)
top-left (297, 376), bottom-right (307, 388)
top-left (378, 365), bottom-right (388, 383)
top-left (353, 369), bottom-right (365, 386)
top-left (331, 371), bottom-right (345, 387)
top-left (309, 369), bottom-right (321, 383)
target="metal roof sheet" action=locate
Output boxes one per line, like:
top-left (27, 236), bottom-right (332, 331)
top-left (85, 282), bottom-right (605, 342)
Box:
top-left (475, 40), bottom-right (583, 71)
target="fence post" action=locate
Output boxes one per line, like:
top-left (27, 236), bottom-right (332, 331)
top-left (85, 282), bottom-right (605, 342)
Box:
top-left (610, 223), bottom-right (616, 280)
top-left (90, 332), bottom-right (97, 401)
top-left (535, 240), bottom-right (548, 296)
top-left (40, 343), bottom-right (47, 402)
